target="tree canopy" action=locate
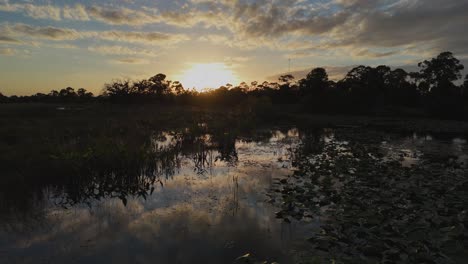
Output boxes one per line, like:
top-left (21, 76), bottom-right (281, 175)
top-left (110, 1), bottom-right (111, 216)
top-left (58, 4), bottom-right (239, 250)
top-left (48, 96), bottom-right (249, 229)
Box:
top-left (1, 51), bottom-right (467, 119)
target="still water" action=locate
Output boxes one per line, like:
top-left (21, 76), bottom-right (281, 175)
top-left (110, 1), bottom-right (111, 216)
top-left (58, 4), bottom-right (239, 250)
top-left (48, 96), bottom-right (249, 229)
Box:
top-left (0, 128), bottom-right (466, 263)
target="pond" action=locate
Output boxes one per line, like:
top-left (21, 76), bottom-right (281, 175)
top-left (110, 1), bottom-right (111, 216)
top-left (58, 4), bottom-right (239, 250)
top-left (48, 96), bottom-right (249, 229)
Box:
top-left (0, 127), bottom-right (467, 263)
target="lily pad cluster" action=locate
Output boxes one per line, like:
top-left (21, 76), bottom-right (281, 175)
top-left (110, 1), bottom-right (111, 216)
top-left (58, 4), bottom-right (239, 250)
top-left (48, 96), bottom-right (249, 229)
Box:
top-left (270, 129), bottom-right (468, 263)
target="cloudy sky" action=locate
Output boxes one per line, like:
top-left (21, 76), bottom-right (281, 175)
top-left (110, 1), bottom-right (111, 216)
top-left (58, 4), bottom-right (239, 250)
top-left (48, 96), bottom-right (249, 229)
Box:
top-left (1, 0), bottom-right (467, 95)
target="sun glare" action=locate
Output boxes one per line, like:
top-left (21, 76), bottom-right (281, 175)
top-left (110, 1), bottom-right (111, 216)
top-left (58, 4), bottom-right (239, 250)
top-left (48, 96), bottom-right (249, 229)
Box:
top-left (176, 63), bottom-right (239, 91)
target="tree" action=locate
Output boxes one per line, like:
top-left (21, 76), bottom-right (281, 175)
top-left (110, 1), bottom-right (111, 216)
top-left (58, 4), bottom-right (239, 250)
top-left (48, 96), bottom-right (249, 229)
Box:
top-left (48, 90), bottom-right (59, 97)
top-left (0, 92), bottom-right (7, 103)
top-left (416, 51), bottom-right (464, 96)
top-left (77, 88), bottom-right (93, 98)
top-left (59, 87), bottom-right (77, 99)
top-left (170, 81), bottom-right (185, 95)
top-left (374, 65), bottom-right (391, 88)
top-left (133, 79), bottom-right (152, 95)
top-left (276, 74), bottom-right (297, 104)
top-left (102, 79), bottom-right (136, 100)
top-left (412, 52), bottom-right (465, 117)
top-left (462, 75), bottom-right (468, 111)
top-left (279, 74), bottom-right (294, 84)
top-left (341, 65), bottom-right (373, 94)
top-left (338, 65), bottom-right (394, 112)
top-left (130, 74), bottom-right (172, 97)
top-left (463, 74), bottom-right (468, 97)
top-left (148, 73), bottom-right (170, 96)
top-left (299, 68), bottom-right (329, 95)
top-left (386, 68), bottom-right (418, 106)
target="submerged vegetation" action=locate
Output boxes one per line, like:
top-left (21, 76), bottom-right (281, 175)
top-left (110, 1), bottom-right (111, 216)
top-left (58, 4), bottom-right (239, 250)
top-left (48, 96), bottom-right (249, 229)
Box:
top-left (270, 129), bottom-right (468, 263)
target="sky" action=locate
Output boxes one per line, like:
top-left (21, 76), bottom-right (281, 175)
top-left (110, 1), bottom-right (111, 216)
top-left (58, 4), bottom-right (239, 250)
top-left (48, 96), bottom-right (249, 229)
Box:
top-left (0, 0), bottom-right (467, 95)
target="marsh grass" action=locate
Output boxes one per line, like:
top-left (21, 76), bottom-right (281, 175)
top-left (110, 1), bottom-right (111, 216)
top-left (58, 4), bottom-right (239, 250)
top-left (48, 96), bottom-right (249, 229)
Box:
top-left (0, 103), bottom-right (268, 218)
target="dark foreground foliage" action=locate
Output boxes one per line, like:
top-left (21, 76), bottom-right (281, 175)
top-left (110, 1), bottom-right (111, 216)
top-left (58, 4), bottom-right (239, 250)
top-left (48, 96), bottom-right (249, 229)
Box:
top-left (270, 128), bottom-right (468, 263)
top-left (0, 103), bottom-right (292, 225)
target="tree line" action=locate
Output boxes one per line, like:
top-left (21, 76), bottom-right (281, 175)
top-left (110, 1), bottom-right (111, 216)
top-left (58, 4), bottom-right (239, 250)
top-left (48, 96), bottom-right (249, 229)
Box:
top-left (0, 86), bottom-right (94, 103)
top-left (1, 51), bottom-right (468, 119)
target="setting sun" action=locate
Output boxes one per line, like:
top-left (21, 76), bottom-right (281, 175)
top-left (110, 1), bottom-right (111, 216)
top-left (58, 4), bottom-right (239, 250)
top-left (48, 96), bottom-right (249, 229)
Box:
top-left (176, 63), bottom-right (240, 91)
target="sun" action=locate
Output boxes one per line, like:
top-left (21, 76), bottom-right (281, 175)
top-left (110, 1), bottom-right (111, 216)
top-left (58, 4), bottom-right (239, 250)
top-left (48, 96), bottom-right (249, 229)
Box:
top-left (176, 63), bottom-right (240, 91)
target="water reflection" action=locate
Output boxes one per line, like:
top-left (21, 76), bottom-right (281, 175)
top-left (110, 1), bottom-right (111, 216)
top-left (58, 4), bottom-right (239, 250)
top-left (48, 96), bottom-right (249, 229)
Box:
top-left (1, 128), bottom-right (310, 263)
top-left (0, 127), bottom-right (467, 263)
top-left (380, 132), bottom-right (468, 168)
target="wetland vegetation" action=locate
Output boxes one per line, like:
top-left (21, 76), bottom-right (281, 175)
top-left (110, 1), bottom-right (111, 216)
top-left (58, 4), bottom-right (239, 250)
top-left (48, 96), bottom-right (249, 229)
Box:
top-left (1, 51), bottom-right (468, 263)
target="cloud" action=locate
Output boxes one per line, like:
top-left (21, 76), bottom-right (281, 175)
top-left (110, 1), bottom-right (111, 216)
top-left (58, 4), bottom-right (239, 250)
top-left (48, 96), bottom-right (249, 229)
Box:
top-left (227, 0), bottom-right (468, 59)
top-left (351, 49), bottom-right (399, 58)
top-left (339, 0), bottom-right (468, 48)
top-left (113, 58), bottom-right (150, 64)
top-left (224, 56), bottom-right (250, 63)
top-left (1, 23), bottom-right (188, 46)
top-left (0, 34), bottom-right (20, 43)
top-left (62, 4), bottom-right (90, 21)
top-left (334, 0), bottom-right (381, 9)
top-left (223, 56), bottom-right (250, 67)
top-left (0, 2), bottom-right (160, 25)
top-left (0, 47), bottom-right (15, 56)
top-left (0, 1), bottom-right (222, 27)
top-left (2, 23), bottom-right (81, 40)
top-left (197, 33), bottom-right (280, 50)
top-left (1, 0), bottom-right (467, 62)
top-left (0, 2), bottom-right (61, 20)
top-left (46, 43), bottom-right (79, 49)
top-left (96, 31), bottom-right (188, 45)
top-left (211, 0), bottom-right (467, 59)
top-left (228, 2), bottom-right (351, 38)
top-left (85, 5), bottom-right (160, 25)
top-left (88, 45), bottom-right (158, 57)
top-left (22, 4), bottom-right (61, 20)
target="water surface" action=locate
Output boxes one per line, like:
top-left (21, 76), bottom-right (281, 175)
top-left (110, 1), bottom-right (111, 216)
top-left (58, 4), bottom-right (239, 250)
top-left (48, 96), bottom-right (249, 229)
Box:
top-left (1, 127), bottom-right (466, 263)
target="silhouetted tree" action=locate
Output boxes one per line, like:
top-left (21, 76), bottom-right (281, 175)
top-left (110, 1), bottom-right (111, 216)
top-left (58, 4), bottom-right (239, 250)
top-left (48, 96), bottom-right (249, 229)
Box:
top-left (133, 79), bottom-right (152, 95)
top-left (340, 66), bottom-right (375, 110)
top-left (299, 68), bottom-right (330, 96)
top-left (77, 88), bottom-right (94, 99)
top-left (59, 87), bottom-right (77, 98)
top-left (48, 90), bottom-right (59, 97)
top-left (32, 93), bottom-right (47, 102)
top-left (278, 74), bottom-right (294, 84)
top-left (299, 68), bottom-right (340, 112)
top-left (411, 52), bottom-right (465, 117)
top-left (148, 73), bottom-right (171, 96)
top-left (0, 92), bottom-right (7, 103)
top-left (463, 74), bottom-right (468, 110)
top-left (341, 66), bottom-right (371, 92)
top-left (102, 79), bottom-right (137, 102)
top-left (3, 51), bottom-right (468, 119)
top-left (415, 51), bottom-right (464, 96)
top-left (338, 65), bottom-right (403, 112)
top-left (275, 74), bottom-right (297, 104)
top-left (386, 68), bottom-right (419, 107)
top-left (236, 82), bottom-right (250, 91)
top-left (170, 81), bottom-right (185, 95)
top-left (463, 74), bottom-right (468, 97)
